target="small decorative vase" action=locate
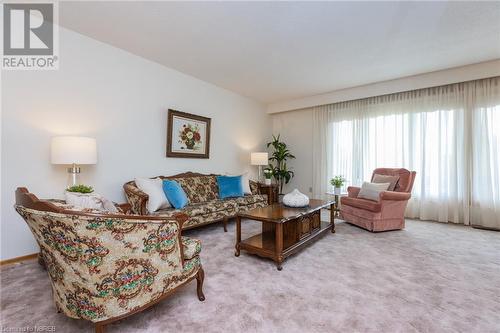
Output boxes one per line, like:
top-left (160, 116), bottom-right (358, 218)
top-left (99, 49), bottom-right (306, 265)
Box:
top-left (264, 178), bottom-right (272, 185)
top-left (334, 187), bottom-right (341, 195)
top-left (282, 189), bottom-right (310, 208)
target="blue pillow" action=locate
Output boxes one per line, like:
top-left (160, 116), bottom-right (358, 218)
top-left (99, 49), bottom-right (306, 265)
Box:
top-left (162, 180), bottom-right (189, 209)
top-left (217, 175), bottom-right (244, 199)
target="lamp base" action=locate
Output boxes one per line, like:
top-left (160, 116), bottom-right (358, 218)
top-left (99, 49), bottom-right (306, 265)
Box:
top-left (67, 164), bottom-right (81, 187)
top-left (258, 166), bottom-right (263, 183)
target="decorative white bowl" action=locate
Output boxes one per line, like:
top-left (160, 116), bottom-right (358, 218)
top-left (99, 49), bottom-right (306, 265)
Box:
top-left (282, 189), bottom-right (310, 207)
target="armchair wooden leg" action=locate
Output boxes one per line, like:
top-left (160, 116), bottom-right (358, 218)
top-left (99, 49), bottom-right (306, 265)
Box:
top-left (222, 217), bottom-right (228, 232)
top-left (196, 267), bottom-right (206, 301)
top-left (95, 323), bottom-right (106, 333)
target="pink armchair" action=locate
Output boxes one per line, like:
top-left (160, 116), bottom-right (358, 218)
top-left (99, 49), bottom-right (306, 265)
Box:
top-left (340, 168), bottom-right (416, 232)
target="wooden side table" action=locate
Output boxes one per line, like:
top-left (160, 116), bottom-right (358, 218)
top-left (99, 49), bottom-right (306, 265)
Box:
top-left (325, 192), bottom-right (347, 217)
top-left (258, 183), bottom-right (279, 204)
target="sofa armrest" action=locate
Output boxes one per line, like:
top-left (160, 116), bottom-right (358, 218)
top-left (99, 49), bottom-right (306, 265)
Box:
top-left (123, 182), bottom-right (149, 215)
top-left (347, 186), bottom-right (361, 198)
top-left (379, 191), bottom-right (411, 201)
top-left (117, 202), bottom-right (132, 214)
top-left (249, 180), bottom-right (260, 195)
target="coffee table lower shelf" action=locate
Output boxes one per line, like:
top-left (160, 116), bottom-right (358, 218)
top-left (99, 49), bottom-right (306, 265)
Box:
top-left (235, 220), bottom-right (332, 270)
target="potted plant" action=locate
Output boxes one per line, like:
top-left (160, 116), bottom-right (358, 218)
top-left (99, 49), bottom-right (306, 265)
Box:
top-left (65, 184), bottom-right (100, 209)
top-left (267, 134), bottom-right (295, 194)
top-left (330, 176), bottom-right (346, 195)
top-left (67, 184), bottom-right (94, 194)
top-left (263, 168), bottom-right (272, 186)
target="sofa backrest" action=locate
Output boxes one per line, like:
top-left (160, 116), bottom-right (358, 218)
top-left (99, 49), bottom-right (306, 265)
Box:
top-left (160, 172), bottom-right (219, 204)
top-left (371, 168), bottom-right (416, 193)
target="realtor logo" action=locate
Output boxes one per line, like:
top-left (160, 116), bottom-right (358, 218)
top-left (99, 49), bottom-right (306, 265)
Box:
top-left (2, 2), bottom-right (59, 70)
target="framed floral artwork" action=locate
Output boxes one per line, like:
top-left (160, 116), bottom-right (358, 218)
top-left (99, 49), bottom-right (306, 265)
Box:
top-left (166, 109), bottom-right (211, 158)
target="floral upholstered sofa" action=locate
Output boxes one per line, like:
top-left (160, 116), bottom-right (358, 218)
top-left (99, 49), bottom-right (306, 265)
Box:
top-left (14, 187), bottom-right (205, 333)
top-left (123, 172), bottom-right (267, 231)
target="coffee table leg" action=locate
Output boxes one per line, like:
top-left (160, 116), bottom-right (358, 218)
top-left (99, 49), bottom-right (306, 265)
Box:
top-left (275, 223), bottom-right (283, 270)
top-left (330, 203), bottom-right (336, 233)
top-left (235, 215), bottom-right (241, 257)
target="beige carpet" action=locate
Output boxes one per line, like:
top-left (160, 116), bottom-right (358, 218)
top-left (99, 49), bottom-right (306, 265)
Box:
top-left (1, 217), bottom-right (500, 333)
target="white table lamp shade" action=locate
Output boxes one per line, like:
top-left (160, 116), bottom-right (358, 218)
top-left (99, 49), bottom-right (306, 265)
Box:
top-left (251, 152), bottom-right (268, 166)
top-left (51, 136), bottom-right (97, 165)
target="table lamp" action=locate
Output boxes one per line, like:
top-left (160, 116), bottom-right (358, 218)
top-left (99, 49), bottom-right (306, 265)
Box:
top-left (250, 152), bottom-right (268, 182)
top-left (51, 136), bottom-right (97, 187)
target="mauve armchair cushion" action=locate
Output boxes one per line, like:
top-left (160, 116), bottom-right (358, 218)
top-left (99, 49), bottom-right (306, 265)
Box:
top-left (341, 197), bottom-right (382, 212)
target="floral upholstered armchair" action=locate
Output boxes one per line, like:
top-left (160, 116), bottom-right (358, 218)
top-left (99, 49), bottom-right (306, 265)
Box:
top-left (14, 187), bottom-right (205, 333)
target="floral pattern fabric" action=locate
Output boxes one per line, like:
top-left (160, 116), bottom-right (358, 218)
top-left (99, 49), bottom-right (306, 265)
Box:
top-left (153, 200), bottom-right (238, 218)
top-left (229, 194), bottom-right (267, 206)
top-left (181, 237), bottom-right (202, 260)
top-left (236, 201), bottom-right (267, 212)
top-left (15, 206), bottom-right (202, 322)
top-left (124, 182), bottom-right (148, 215)
top-left (174, 176), bottom-right (219, 204)
top-left (48, 199), bottom-right (124, 215)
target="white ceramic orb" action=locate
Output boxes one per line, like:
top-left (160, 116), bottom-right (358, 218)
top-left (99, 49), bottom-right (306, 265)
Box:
top-left (282, 189), bottom-right (310, 207)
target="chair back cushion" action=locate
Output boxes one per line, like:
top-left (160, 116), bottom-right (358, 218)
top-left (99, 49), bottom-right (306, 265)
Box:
top-left (216, 175), bottom-right (244, 199)
top-left (357, 181), bottom-right (390, 201)
top-left (371, 168), bottom-right (416, 193)
top-left (372, 174), bottom-right (399, 191)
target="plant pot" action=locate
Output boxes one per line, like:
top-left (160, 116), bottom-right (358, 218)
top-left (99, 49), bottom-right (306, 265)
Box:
top-left (334, 187), bottom-right (341, 195)
top-left (65, 191), bottom-right (102, 209)
top-left (264, 178), bottom-right (272, 185)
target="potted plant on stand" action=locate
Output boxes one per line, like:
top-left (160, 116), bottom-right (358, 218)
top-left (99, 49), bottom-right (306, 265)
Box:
top-left (330, 176), bottom-right (346, 195)
top-left (263, 169), bottom-right (273, 186)
top-left (267, 134), bottom-right (295, 195)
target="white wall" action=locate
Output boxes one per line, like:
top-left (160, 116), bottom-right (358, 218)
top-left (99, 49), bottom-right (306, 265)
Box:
top-left (268, 59), bottom-right (500, 113)
top-left (1, 27), bottom-right (271, 260)
top-left (272, 109), bottom-right (313, 196)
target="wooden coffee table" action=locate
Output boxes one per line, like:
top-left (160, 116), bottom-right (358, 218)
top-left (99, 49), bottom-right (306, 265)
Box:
top-left (235, 199), bottom-right (335, 270)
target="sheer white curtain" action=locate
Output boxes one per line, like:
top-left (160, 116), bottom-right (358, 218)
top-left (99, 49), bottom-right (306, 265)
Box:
top-left (312, 77), bottom-right (500, 227)
top-left (471, 79), bottom-right (500, 228)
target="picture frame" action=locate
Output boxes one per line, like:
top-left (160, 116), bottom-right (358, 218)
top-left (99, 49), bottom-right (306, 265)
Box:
top-left (166, 109), bottom-right (211, 158)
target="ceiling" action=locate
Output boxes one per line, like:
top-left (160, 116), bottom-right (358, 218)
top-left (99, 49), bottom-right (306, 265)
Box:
top-left (60, 1), bottom-right (500, 104)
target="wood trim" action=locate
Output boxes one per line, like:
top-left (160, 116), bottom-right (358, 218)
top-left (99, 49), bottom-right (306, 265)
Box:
top-left (166, 109), bottom-right (211, 159)
top-left (162, 171), bottom-right (219, 179)
top-left (0, 253), bottom-right (38, 266)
